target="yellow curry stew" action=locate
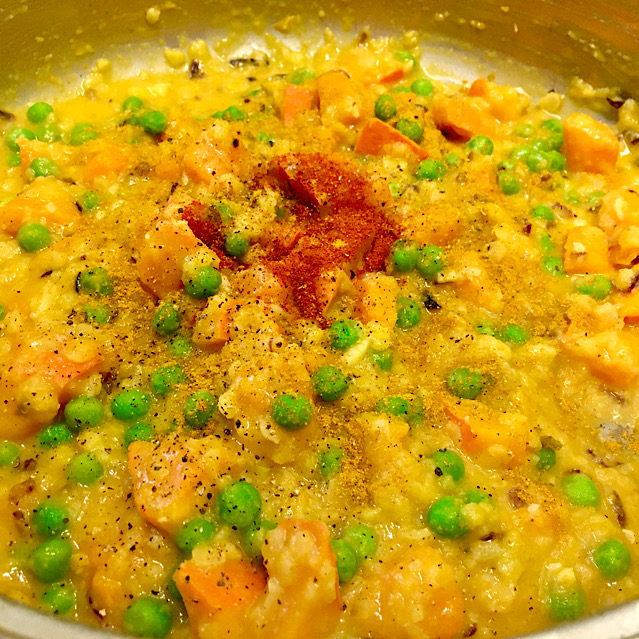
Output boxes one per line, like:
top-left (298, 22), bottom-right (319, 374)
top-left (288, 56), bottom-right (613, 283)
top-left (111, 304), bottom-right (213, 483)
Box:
top-left (0, 33), bottom-right (639, 639)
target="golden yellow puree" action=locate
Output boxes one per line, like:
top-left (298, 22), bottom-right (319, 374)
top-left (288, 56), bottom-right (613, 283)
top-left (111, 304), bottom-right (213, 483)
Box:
top-left (0, 31), bottom-right (639, 639)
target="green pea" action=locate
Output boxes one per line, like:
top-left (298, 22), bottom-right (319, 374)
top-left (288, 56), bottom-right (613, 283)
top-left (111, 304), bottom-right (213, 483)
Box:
top-left (31, 539), bottom-right (72, 583)
top-left (536, 447), bottom-right (556, 471)
top-left (7, 152), bottom-right (21, 167)
top-left (0, 304), bottom-right (5, 320)
top-left (140, 110), bottom-right (168, 136)
top-left (562, 474), bottom-right (599, 507)
top-left (0, 441), bottom-right (19, 467)
top-left (395, 50), bottom-right (418, 70)
top-left (63, 396), bottom-right (103, 431)
top-left (396, 297), bottom-right (421, 329)
top-left (496, 323), bottom-right (529, 345)
top-left (396, 118), bottom-right (423, 142)
top-left (375, 396), bottom-right (411, 421)
top-left (183, 266), bottom-right (221, 299)
top-left (466, 135), bottom-right (493, 155)
top-left (530, 204), bottom-right (555, 222)
top-left (217, 480), bottom-right (261, 529)
top-left (123, 422), bottom-right (155, 448)
top-left (153, 304), bottom-right (181, 335)
top-left (41, 582), bottom-right (76, 614)
top-left (168, 334), bottom-right (193, 358)
top-left (593, 539), bottom-right (631, 580)
top-left (548, 586), bottom-right (586, 622)
top-left (38, 423), bottom-right (73, 449)
top-left (80, 191), bottom-right (100, 212)
top-left (183, 390), bottom-right (217, 429)
top-left (175, 518), bottom-right (215, 554)
top-left (498, 172), bottom-right (520, 195)
top-left (497, 160), bottom-right (516, 174)
top-left (6, 126), bottom-right (35, 152)
top-left (84, 303), bottom-right (111, 325)
top-left (123, 597), bottom-right (172, 639)
top-left (290, 68), bottom-right (315, 85)
top-left (17, 222), bottom-right (50, 252)
top-left (341, 524), bottom-right (377, 563)
top-left (429, 449), bottom-right (465, 481)
top-left (390, 85), bottom-right (411, 94)
top-left (530, 138), bottom-right (552, 152)
top-left (223, 106), bottom-right (247, 122)
top-left (411, 77), bottom-right (433, 97)
top-left (442, 154), bottom-right (458, 169)
top-left (539, 234), bottom-right (554, 256)
top-left (242, 520), bottom-right (277, 559)
top-left (256, 130), bottom-right (276, 145)
top-left (416, 245), bottom-right (446, 279)
top-left (167, 567), bottom-right (182, 602)
top-left (415, 158), bottom-right (446, 181)
top-left (548, 132), bottom-right (564, 152)
top-left (214, 202), bottom-right (234, 224)
top-left (328, 319), bottom-right (361, 350)
top-left (391, 239), bottom-right (419, 272)
top-left (514, 123), bottom-right (535, 138)
top-left (271, 394), bottom-right (313, 430)
top-left (577, 275), bottom-right (612, 300)
top-left (541, 119), bottom-right (563, 133)
top-left (476, 322), bottom-right (496, 336)
top-left (369, 347), bottom-right (393, 371)
top-left (150, 364), bottom-right (187, 397)
top-left (540, 256), bottom-right (564, 277)
top-left (547, 150), bottom-right (566, 172)
top-left (67, 453), bottom-right (103, 485)
top-left (122, 96), bottom-right (144, 112)
top-left (111, 389), bottom-right (150, 422)
top-left (464, 488), bottom-right (492, 504)
top-left (318, 446), bottom-right (343, 480)
top-left (76, 267), bottom-right (114, 297)
top-left (565, 189), bottom-right (581, 205)
top-left (69, 123), bottom-right (98, 146)
top-left (27, 102), bottom-right (53, 123)
top-left (225, 233), bottom-right (249, 259)
top-left (312, 366), bottom-right (350, 402)
top-left (509, 144), bottom-right (532, 162)
top-left (446, 367), bottom-right (489, 400)
top-left (525, 150), bottom-right (550, 172)
top-left (35, 123), bottom-right (62, 143)
top-left (330, 539), bottom-right (358, 582)
top-left (426, 496), bottom-right (468, 539)
top-left (374, 95), bottom-right (397, 122)
top-left (33, 501), bottom-right (70, 538)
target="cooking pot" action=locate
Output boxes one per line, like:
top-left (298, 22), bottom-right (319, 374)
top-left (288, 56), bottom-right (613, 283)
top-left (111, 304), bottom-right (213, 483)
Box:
top-left (0, 0), bottom-right (638, 637)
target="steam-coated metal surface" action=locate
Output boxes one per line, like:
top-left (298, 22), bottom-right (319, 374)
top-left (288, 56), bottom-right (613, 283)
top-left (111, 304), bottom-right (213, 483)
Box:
top-left (0, 0), bottom-right (638, 638)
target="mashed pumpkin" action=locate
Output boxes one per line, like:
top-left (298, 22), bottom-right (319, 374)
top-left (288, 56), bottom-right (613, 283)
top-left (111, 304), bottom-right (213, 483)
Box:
top-left (0, 31), bottom-right (638, 639)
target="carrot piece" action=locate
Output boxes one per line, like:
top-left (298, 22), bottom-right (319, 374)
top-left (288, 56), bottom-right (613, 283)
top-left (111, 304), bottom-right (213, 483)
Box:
top-left (175, 559), bottom-right (266, 627)
top-left (467, 77), bottom-right (530, 121)
top-left (18, 139), bottom-right (70, 173)
top-left (562, 112), bottom-right (619, 174)
top-left (353, 545), bottom-right (465, 639)
top-left (83, 143), bottom-right (130, 184)
top-left (431, 96), bottom-right (498, 141)
top-left (154, 156), bottom-right (182, 181)
top-left (562, 330), bottom-right (639, 387)
top-left (192, 297), bottom-right (237, 350)
top-left (183, 127), bottom-right (250, 186)
top-left (616, 290), bottom-right (639, 324)
top-left (563, 226), bottom-right (611, 274)
top-left (355, 118), bottom-right (429, 160)
top-left (0, 347), bottom-right (103, 440)
top-left (0, 177), bottom-right (79, 235)
top-left (341, 47), bottom-right (409, 86)
top-left (355, 272), bottom-right (399, 327)
top-left (317, 70), bottom-right (369, 127)
top-left (137, 220), bottom-right (202, 298)
top-left (598, 189), bottom-right (639, 267)
top-left (128, 437), bottom-right (214, 534)
top-left (281, 85), bottom-right (317, 125)
top-left (442, 395), bottom-right (528, 466)
top-left (398, 201), bottom-right (464, 246)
